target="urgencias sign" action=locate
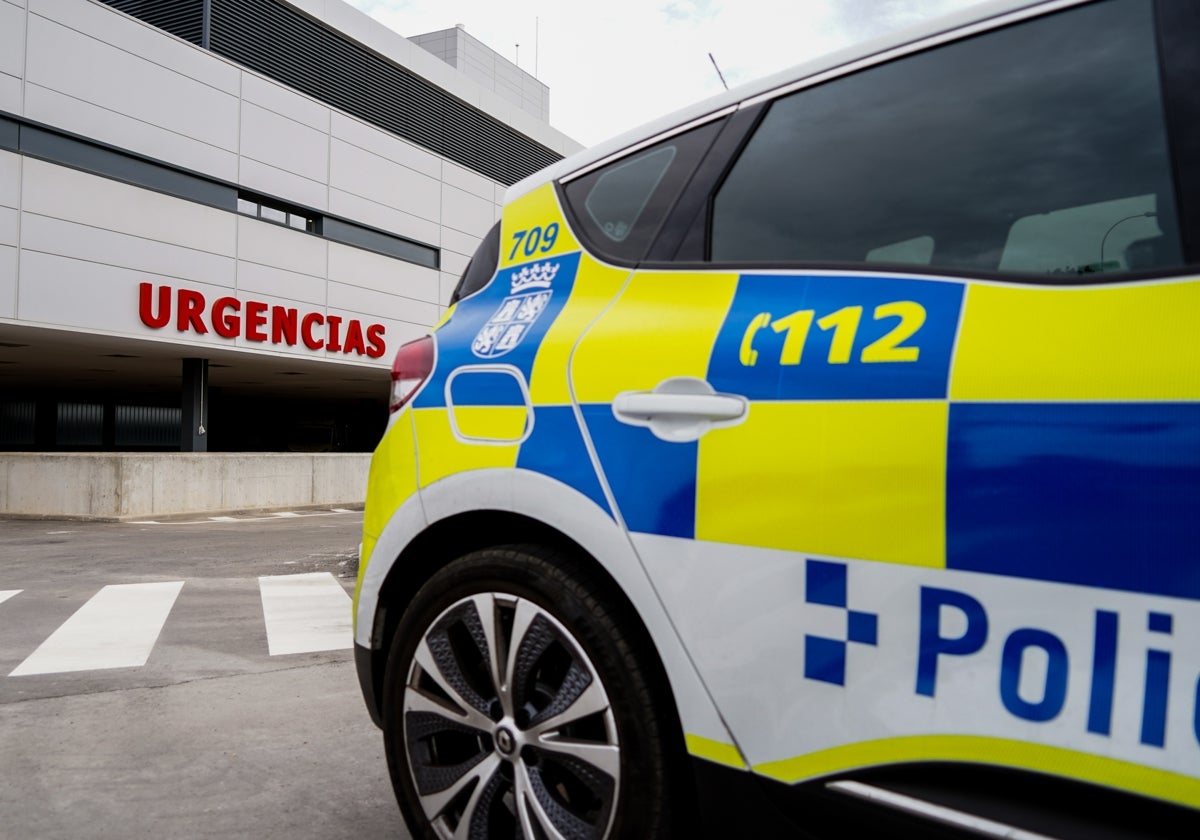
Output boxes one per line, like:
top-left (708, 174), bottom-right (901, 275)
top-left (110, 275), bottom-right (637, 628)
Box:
top-left (138, 282), bottom-right (387, 358)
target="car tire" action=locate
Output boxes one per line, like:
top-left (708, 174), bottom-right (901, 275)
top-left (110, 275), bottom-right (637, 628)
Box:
top-left (381, 544), bottom-right (678, 839)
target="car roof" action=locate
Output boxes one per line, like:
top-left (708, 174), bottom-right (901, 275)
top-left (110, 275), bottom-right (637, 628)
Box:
top-left (507, 0), bottom-right (1070, 203)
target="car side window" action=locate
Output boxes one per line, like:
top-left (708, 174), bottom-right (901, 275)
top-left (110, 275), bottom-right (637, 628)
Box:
top-left (451, 222), bottom-right (500, 303)
top-left (562, 119), bottom-right (725, 263)
top-left (710, 0), bottom-right (1183, 280)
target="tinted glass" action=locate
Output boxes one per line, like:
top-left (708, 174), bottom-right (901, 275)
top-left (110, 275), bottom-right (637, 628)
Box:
top-left (452, 222), bottom-right (501, 303)
top-left (564, 119), bottom-right (724, 262)
top-left (711, 0), bottom-right (1181, 280)
top-left (584, 146), bottom-right (677, 243)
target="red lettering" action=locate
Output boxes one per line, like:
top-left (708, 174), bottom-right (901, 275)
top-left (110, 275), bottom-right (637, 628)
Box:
top-left (271, 306), bottom-right (298, 346)
top-left (301, 312), bottom-right (325, 350)
top-left (366, 324), bottom-right (386, 359)
top-left (177, 289), bottom-right (208, 334)
top-left (343, 319), bottom-right (366, 356)
top-left (138, 283), bottom-right (172, 329)
top-left (212, 297), bottom-right (241, 339)
top-left (139, 284), bottom-right (385, 358)
top-left (246, 301), bottom-right (268, 342)
top-left (326, 315), bottom-right (343, 352)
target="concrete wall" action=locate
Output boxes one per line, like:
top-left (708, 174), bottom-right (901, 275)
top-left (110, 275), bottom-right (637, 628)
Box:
top-left (0, 453), bottom-right (371, 520)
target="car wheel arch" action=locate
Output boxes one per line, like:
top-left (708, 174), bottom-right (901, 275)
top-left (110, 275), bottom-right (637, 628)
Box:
top-left (368, 507), bottom-right (701, 826)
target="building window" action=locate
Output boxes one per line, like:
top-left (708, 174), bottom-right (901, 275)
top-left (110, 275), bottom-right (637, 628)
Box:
top-left (238, 194), bottom-right (317, 233)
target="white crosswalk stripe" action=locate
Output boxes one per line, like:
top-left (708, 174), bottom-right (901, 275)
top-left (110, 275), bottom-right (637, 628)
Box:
top-left (1, 573), bottom-right (353, 678)
top-left (10, 581), bottom-right (185, 676)
top-left (259, 573), bottom-right (353, 656)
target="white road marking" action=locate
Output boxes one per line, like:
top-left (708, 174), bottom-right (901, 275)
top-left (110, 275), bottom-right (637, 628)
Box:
top-left (259, 573), bottom-right (352, 656)
top-left (130, 510), bottom-right (360, 526)
top-left (0, 590), bottom-right (22, 606)
top-left (9, 582), bottom-right (185, 676)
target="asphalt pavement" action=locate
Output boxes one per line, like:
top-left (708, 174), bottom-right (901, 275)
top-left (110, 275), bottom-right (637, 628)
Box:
top-left (0, 511), bottom-right (409, 839)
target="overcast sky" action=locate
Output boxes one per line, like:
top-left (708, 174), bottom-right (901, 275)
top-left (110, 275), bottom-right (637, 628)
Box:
top-left (344, 0), bottom-right (984, 147)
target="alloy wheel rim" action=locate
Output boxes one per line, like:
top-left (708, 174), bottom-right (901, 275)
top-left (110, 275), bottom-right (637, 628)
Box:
top-left (403, 592), bottom-right (620, 839)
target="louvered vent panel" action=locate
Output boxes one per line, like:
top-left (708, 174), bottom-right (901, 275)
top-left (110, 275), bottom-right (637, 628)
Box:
top-left (208, 0), bottom-right (561, 185)
top-left (99, 0), bottom-right (205, 46)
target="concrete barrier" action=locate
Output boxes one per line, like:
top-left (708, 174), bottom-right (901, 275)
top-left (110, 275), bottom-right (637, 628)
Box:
top-left (0, 453), bottom-right (372, 520)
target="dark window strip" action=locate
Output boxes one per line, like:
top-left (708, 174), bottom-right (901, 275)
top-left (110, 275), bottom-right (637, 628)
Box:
top-left (0, 115), bottom-right (17, 152)
top-left (322, 218), bottom-right (439, 269)
top-left (21, 125), bottom-right (235, 210)
top-left (3, 112), bottom-right (439, 270)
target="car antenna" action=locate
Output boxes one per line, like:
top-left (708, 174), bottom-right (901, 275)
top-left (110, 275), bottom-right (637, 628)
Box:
top-left (709, 52), bottom-right (729, 90)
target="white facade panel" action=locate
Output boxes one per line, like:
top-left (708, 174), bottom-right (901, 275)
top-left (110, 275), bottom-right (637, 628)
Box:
top-left (236, 216), bottom-right (327, 280)
top-left (236, 259), bottom-right (327, 308)
top-left (241, 74), bottom-right (330, 133)
top-left (0, 207), bottom-right (16, 248)
top-left (20, 214), bottom-right (236, 289)
top-left (0, 149), bottom-right (17, 203)
top-left (25, 14), bottom-right (239, 153)
top-left (327, 188), bottom-right (440, 249)
top-left (441, 185), bottom-right (495, 237)
top-left (238, 157), bottom-right (328, 212)
top-left (330, 113), bottom-right (441, 180)
top-left (22, 160), bottom-right (236, 257)
top-left (438, 270), bottom-right (460, 309)
top-left (440, 227), bottom-right (484, 263)
top-left (240, 101), bottom-right (330, 184)
top-left (327, 241), bottom-right (439, 303)
top-left (0, 244), bottom-right (14, 319)
top-left (23, 84), bottom-right (239, 181)
top-left (441, 161), bottom-right (497, 203)
top-left (34, 0), bottom-right (239, 94)
top-left (439, 251), bottom-right (469, 279)
top-left (17, 249), bottom-right (227, 340)
top-left (329, 138), bottom-right (441, 222)
top-left (0, 2), bottom-right (24, 80)
top-left (381, 318), bottom-right (432, 349)
top-left (328, 280), bottom-right (439, 325)
top-left (0, 73), bottom-right (19, 114)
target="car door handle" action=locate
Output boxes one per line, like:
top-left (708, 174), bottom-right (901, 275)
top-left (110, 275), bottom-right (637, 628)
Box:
top-left (611, 377), bottom-right (748, 442)
top-left (612, 392), bottom-right (745, 421)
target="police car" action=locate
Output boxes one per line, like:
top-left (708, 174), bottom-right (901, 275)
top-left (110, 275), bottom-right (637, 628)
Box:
top-left (354, 0), bottom-right (1199, 836)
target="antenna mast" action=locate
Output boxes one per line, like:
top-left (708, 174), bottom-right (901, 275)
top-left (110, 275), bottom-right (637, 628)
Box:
top-left (708, 52), bottom-right (729, 90)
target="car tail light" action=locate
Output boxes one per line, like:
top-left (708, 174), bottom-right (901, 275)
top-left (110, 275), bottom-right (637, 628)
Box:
top-left (390, 335), bottom-right (435, 413)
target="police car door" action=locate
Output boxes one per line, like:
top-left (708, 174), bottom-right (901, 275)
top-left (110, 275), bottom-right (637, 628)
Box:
top-left (569, 0), bottom-right (1200, 816)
